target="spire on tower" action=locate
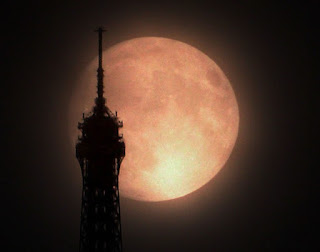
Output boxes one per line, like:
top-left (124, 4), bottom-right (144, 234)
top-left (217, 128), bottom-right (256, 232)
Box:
top-left (94, 26), bottom-right (107, 114)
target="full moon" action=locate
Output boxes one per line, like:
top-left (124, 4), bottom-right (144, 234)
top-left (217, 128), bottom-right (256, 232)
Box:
top-left (69, 37), bottom-right (239, 202)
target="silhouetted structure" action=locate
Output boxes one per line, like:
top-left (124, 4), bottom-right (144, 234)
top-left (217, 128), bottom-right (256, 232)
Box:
top-left (76, 27), bottom-right (125, 252)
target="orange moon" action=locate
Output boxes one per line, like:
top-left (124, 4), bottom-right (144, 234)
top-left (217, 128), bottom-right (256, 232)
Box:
top-left (69, 37), bottom-right (239, 202)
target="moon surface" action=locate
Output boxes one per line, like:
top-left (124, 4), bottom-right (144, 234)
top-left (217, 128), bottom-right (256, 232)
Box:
top-left (69, 37), bottom-right (239, 202)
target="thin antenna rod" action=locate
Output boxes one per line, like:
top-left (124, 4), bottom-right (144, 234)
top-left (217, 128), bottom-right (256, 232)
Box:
top-left (95, 26), bottom-right (106, 101)
top-left (98, 27), bottom-right (103, 70)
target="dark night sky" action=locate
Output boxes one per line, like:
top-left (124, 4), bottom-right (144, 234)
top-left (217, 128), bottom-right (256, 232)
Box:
top-left (1, 1), bottom-right (317, 251)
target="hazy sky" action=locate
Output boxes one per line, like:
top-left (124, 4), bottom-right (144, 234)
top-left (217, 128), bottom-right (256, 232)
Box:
top-left (2, 2), bottom-right (316, 251)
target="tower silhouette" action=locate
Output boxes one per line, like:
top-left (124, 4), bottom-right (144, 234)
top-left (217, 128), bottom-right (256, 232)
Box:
top-left (76, 27), bottom-right (125, 252)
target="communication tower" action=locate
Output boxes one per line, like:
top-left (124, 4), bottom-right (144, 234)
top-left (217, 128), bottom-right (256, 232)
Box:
top-left (76, 27), bottom-right (125, 252)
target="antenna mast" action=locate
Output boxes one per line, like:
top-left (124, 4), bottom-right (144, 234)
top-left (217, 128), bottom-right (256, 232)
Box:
top-left (94, 27), bottom-right (106, 113)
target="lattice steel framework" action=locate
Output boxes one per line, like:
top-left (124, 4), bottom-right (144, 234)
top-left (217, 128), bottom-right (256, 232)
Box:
top-left (76, 27), bottom-right (125, 252)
